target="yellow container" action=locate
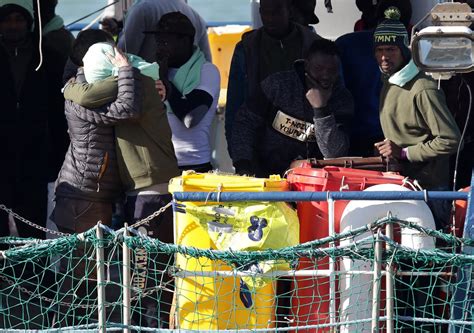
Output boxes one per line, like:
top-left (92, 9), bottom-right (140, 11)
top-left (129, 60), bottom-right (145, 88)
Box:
top-left (169, 172), bottom-right (288, 330)
top-left (208, 25), bottom-right (251, 111)
top-left (207, 25), bottom-right (251, 90)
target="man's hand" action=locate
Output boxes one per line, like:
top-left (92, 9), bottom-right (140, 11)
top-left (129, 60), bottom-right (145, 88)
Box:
top-left (305, 76), bottom-right (333, 108)
top-left (106, 47), bottom-right (129, 68)
top-left (155, 80), bottom-right (167, 101)
top-left (374, 139), bottom-right (402, 159)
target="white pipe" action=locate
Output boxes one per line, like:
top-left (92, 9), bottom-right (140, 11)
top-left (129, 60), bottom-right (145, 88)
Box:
top-left (386, 223), bottom-right (395, 333)
top-left (328, 198), bottom-right (337, 331)
top-left (122, 224), bottom-right (131, 333)
top-left (96, 224), bottom-right (107, 333)
top-left (371, 231), bottom-right (383, 333)
top-left (250, 0), bottom-right (262, 29)
top-left (172, 198), bottom-right (179, 329)
top-left (172, 269), bottom-right (452, 278)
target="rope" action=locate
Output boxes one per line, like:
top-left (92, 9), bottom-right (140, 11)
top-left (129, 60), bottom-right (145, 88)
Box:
top-left (35, 0), bottom-right (43, 71)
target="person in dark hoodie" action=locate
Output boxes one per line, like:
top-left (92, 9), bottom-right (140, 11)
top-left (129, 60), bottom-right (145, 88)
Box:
top-left (0, 0), bottom-right (50, 240)
top-left (231, 38), bottom-right (353, 177)
top-left (226, 0), bottom-right (320, 156)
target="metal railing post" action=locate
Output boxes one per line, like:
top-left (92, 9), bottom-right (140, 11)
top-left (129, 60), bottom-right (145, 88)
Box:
top-left (250, 0), bottom-right (262, 28)
top-left (328, 197), bottom-right (337, 331)
top-left (122, 224), bottom-right (131, 333)
top-left (386, 222), bottom-right (395, 333)
top-left (449, 168), bottom-right (474, 333)
top-left (96, 224), bottom-right (107, 333)
top-left (371, 230), bottom-right (383, 333)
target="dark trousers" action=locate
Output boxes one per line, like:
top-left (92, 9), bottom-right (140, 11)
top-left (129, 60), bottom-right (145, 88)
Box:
top-left (124, 193), bottom-right (174, 328)
top-left (51, 197), bottom-right (113, 327)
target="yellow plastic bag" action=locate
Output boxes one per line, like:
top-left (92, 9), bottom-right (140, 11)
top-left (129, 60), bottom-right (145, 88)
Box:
top-left (181, 201), bottom-right (299, 289)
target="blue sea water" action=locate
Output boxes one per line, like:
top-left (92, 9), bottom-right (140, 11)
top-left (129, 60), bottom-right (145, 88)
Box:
top-left (57, 0), bottom-right (251, 27)
top-left (56, 1), bottom-right (361, 40)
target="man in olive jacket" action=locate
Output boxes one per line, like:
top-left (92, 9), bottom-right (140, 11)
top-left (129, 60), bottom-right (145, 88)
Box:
top-left (373, 8), bottom-right (461, 229)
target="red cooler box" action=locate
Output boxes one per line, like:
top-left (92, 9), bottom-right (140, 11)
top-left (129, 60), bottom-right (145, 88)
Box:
top-left (286, 165), bottom-right (406, 331)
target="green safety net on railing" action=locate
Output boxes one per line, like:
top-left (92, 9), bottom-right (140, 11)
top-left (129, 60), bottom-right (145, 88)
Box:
top-left (0, 213), bottom-right (473, 332)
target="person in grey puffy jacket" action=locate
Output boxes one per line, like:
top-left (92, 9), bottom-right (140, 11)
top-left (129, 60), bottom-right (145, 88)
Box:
top-left (231, 38), bottom-right (353, 177)
top-left (52, 47), bottom-right (143, 235)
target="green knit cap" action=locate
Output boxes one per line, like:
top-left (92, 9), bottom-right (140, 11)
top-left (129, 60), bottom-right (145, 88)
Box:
top-left (373, 7), bottom-right (410, 58)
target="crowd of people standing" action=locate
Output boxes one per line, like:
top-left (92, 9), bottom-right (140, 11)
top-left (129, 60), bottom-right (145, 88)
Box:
top-left (0, 0), bottom-right (472, 327)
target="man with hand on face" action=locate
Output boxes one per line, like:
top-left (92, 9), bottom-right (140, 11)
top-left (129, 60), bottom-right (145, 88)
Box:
top-left (231, 38), bottom-right (353, 177)
top-left (226, 0), bottom-right (319, 156)
top-left (373, 7), bottom-right (460, 228)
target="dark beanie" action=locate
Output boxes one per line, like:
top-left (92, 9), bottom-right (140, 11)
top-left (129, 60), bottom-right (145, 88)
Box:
top-left (144, 11), bottom-right (195, 38)
top-left (374, 7), bottom-right (410, 59)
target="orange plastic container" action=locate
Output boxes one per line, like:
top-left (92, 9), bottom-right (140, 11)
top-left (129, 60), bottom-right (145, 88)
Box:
top-left (286, 164), bottom-right (406, 331)
top-left (453, 187), bottom-right (471, 237)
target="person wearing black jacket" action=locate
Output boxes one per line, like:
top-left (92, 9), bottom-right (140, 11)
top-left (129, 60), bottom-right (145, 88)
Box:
top-left (0, 0), bottom-right (50, 240)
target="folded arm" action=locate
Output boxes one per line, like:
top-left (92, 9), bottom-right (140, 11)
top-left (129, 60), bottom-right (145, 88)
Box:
top-left (313, 83), bottom-right (354, 158)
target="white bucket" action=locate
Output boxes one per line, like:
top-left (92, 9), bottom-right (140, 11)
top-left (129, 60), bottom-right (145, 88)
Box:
top-left (339, 184), bottom-right (436, 332)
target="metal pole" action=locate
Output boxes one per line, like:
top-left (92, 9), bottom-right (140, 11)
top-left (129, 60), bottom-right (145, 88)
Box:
top-left (171, 198), bottom-right (179, 329)
top-left (385, 223), bottom-right (395, 333)
top-left (371, 230), bottom-right (383, 333)
top-left (173, 190), bottom-right (468, 203)
top-left (250, 0), bottom-right (262, 29)
top-left (328, 198), bottom-right (337, 331)
top-left (96, 224), bottom-right (107, 333)
top-left (450, 168), bottom-right (474, 333)
top-left (122, 223), bottom-right (131, 333)
top-left (173, 269), bottom-right (451, 278)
